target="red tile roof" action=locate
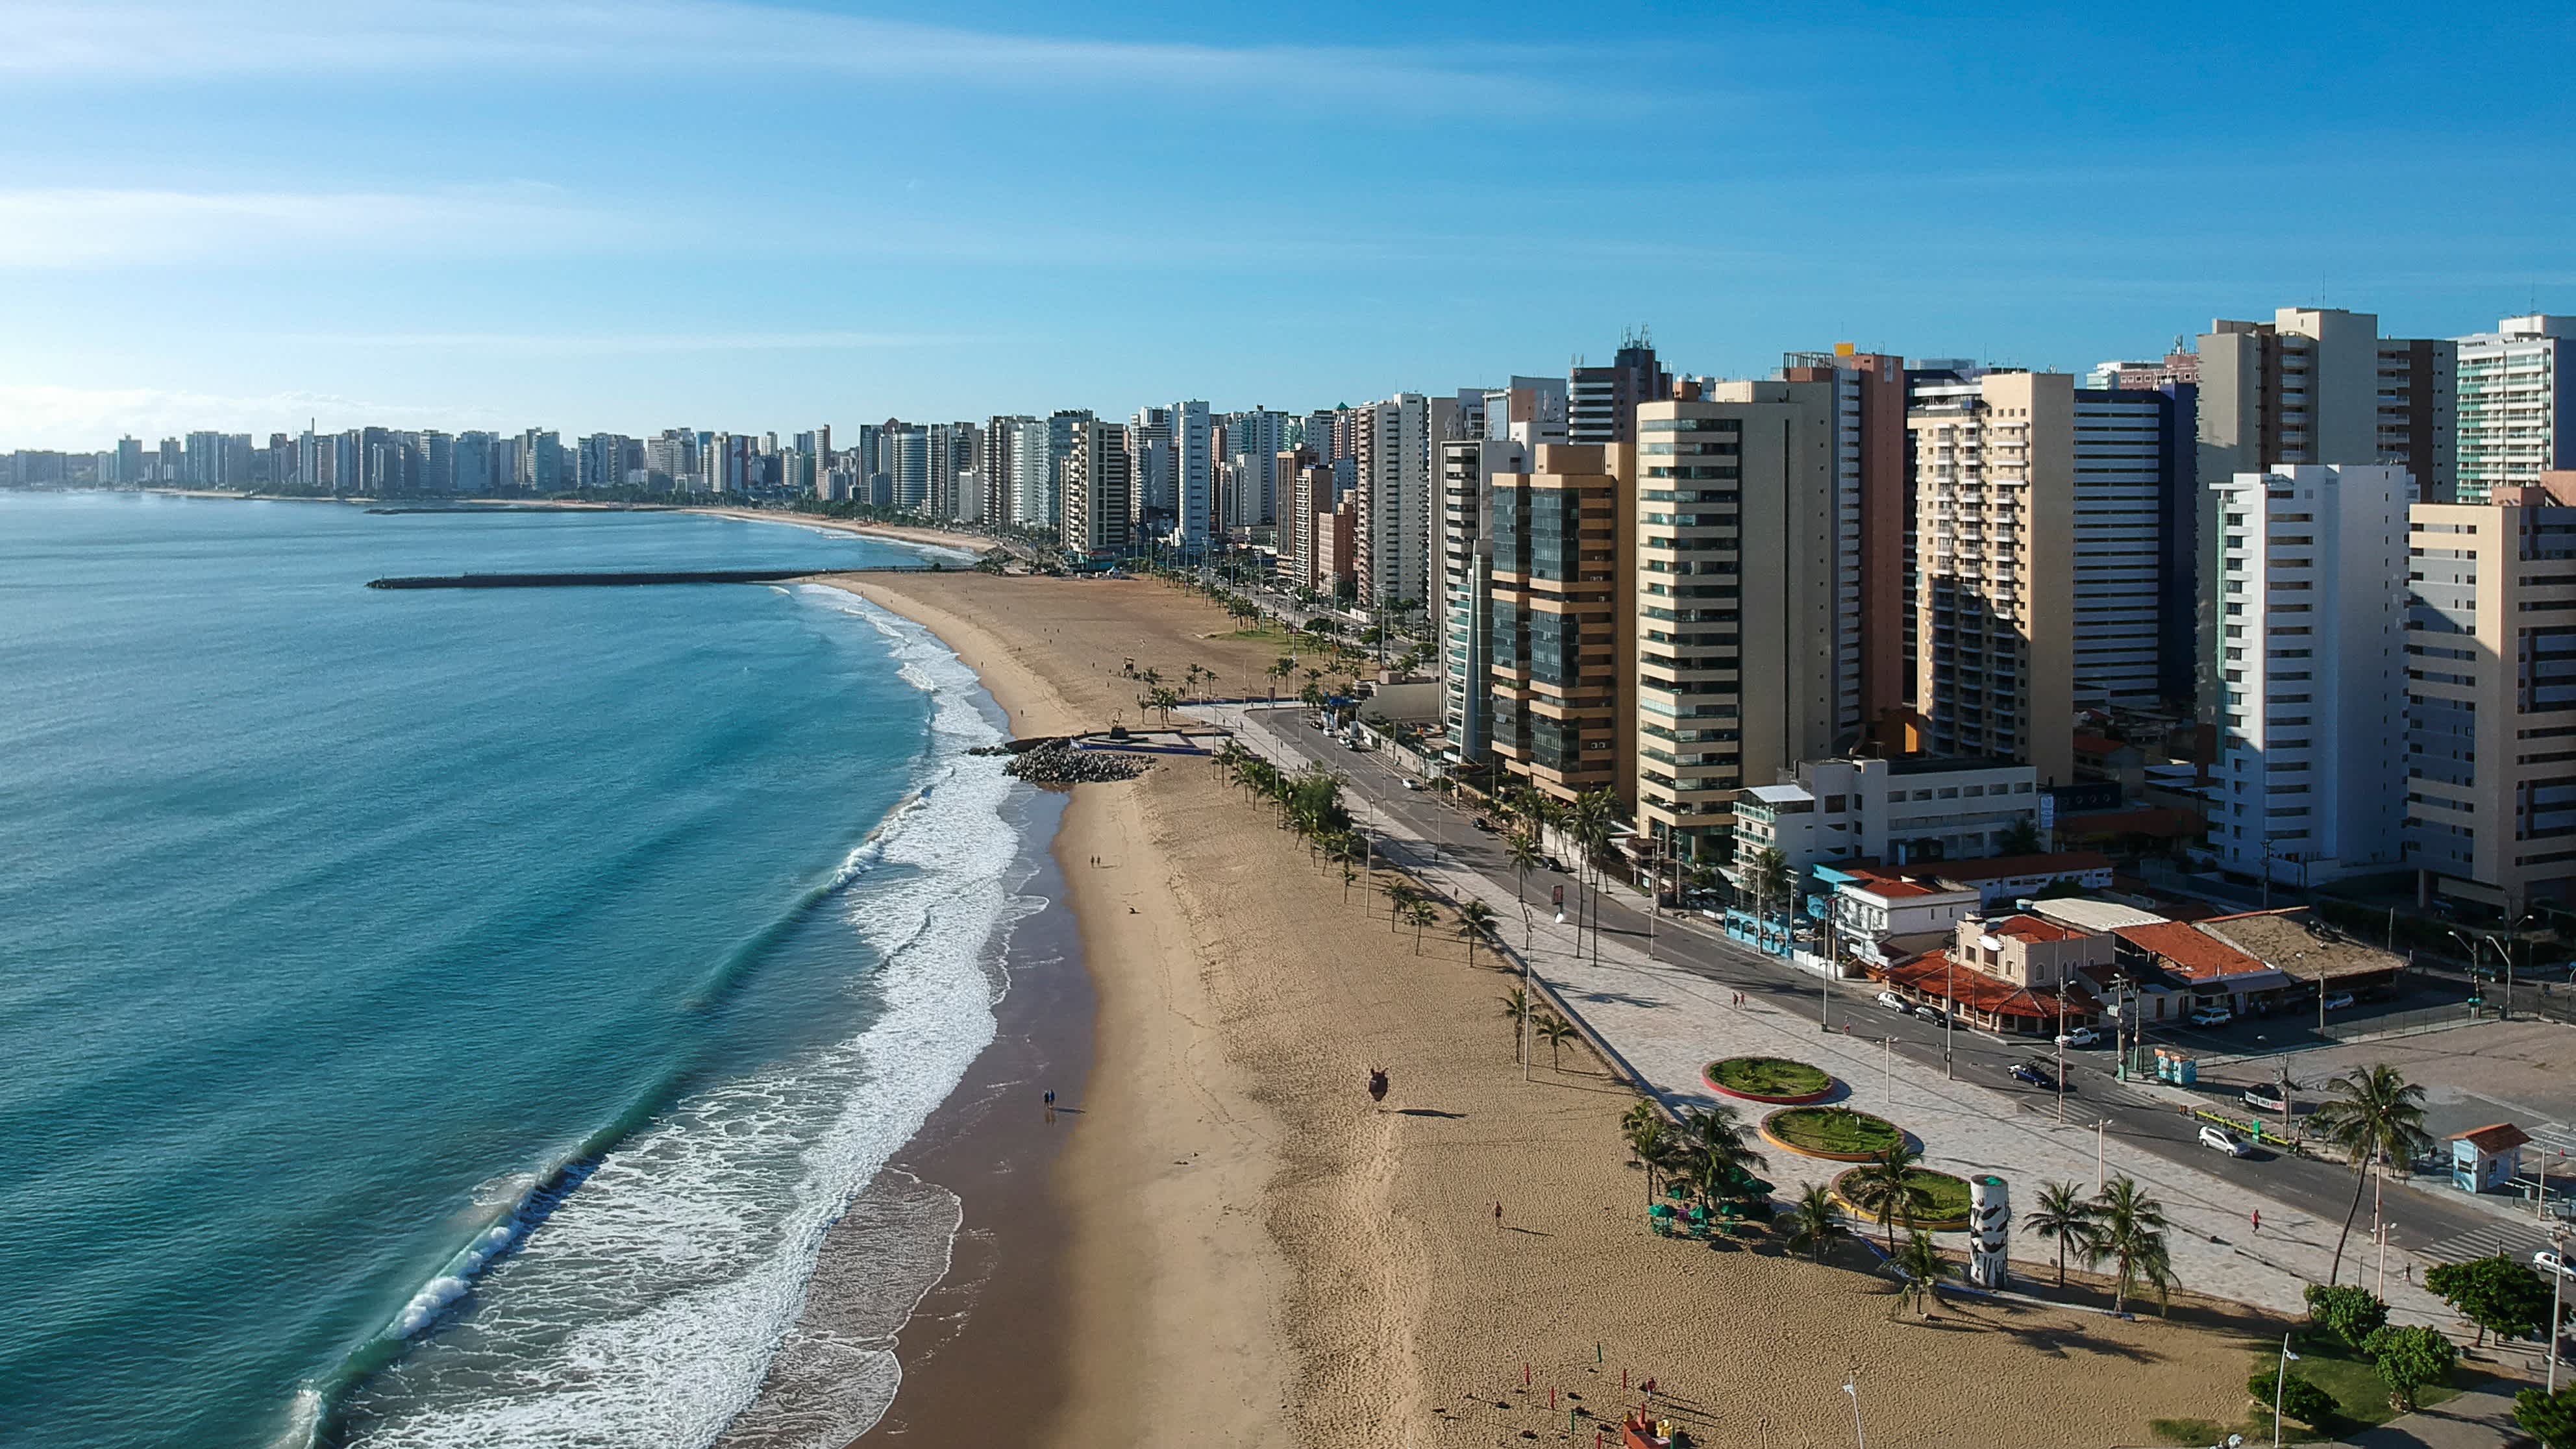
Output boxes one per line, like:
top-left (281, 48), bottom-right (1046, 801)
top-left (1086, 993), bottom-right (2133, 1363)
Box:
top-left (2113, 921), bottom-right (2267, 982)
top-left (1879, 950), bottom-right (2076, 1022)
top-left (2451, 1123), bottom-right (2531, 1154)
top-left (1990, 915), bottom-right (2079, 943)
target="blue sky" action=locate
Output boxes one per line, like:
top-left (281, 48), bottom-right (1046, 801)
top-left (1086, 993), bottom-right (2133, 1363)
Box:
top-left (3, 0), bottom-right (2570, 447)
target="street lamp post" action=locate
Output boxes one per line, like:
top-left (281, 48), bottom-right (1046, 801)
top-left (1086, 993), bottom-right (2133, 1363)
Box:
top-left (2271, 1333), bottom-right (2299, 1449)
top-left (1944, 958), bottom-right (1956, 1081)
top-left (2550, 1224), bottom-right (2569, 1393)
top-left (2096, 1118), bottom-right (2108, 1193)
top-left (1842, 1379), bottom-right (1866, 1449)
top-left (2055, 980), bottom-right (2068, 1124)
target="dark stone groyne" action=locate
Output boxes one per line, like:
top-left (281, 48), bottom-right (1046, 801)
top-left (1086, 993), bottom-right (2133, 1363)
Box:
top-left (365, 567), bottom-right (928, 589)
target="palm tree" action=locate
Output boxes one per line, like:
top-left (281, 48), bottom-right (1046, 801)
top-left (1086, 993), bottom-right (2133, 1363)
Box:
top-left (1847, 1141), bottom-right (1926, 1252)
top-left (1455, 899), bottom-right (1497, 965)
top-left (2087, 1176), bottom-right (2177, 1316)
top-left (1380, 879), bottom-right (1418, 931)
top-left (1534, 1012), bottom-right (1578, 1071)
top-left (2309, 1063), bottom-right (2433, 1284)
top-left (1784, 1183), bottom-right (1850, 1264)
top-left (1894, 1231), bottom-right (1953, 1317)
top-left (2023, 1181), bottom-right (2102, 1291)
top-left (1743, 846), bottom-right (1792, 948)
top-left (1499, 987), bottom-right (1530, 1059)
top-left (1265, 656), bottom-right (1294, 703)
top-left (1626, 1117), bottom-right (1674, 1208)
top-left (1405, 897), bottom-right (1439, 954)
top-left (1504, 832), bottom-right (1541, 905)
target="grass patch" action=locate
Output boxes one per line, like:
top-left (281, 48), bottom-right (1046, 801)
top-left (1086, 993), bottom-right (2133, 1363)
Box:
top-left (2148, 1418), bottom-right (2235, 1446)
top-left (1766, 1107), bottom-right (1901, 1156)
top-left (1831, 1167), bottom-right (1974, 1224)
top-left (2258, 1332), bottom-right (2459, 1430)
top-left (1706, 1056), bottom-right (1831, 1098)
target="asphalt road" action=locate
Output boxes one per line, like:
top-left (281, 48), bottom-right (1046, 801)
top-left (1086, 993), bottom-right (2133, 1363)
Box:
top-left (1245, 706), bottom-right (2566, 1279)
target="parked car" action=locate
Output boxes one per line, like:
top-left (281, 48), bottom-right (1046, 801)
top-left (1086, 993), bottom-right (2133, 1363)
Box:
top-left (1470, 816), bottom-right (1495, 832)
top-left (2321, 991), bottom-right (2355, 1011)
top-left (2188, 1006), bottom-right (2236, 1028)
top-left (1876, 990), bottom-right (1911, 1013)
top-left (1401, 778), bottom-right (1424, 791)
top-left (2055, 1026), bottom-right (2101, 1048)
top-left (2199, 1125), bottom-right (2253, 1158)
top-left (1916, 1007), bottom-right (1951, 1028)
top-left (2242, 1084), bottom-right (2289, 1113)
top-left (2537, 1250), bottom-right (2575, 1280)
top-left (2009, 1063), bottom-right (2055, 1089)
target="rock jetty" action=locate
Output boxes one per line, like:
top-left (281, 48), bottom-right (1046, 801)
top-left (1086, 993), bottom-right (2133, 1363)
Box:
top-left (998, 739), bottom-right (1150, 786)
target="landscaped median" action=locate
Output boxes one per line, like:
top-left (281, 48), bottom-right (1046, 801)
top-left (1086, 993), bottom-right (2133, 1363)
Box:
top-left (1702, 1055), bottom-right (1835, 1104)
top-left (1829, 1166), bottom-right (1976, 1232)
top-left (1760, 1106), bottom-right (1906, 1161)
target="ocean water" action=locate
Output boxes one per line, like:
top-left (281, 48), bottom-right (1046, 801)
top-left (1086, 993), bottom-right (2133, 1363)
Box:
top-left (0, 494), bottom-right (1034, 1448)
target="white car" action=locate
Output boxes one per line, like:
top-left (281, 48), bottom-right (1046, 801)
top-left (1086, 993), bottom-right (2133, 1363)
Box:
top-left (1876, 990), bottom-right (1911, 1013)
top-left (2321, 991), bottom-right (2355, 1011)
top-left (2199, 1125), bottom-right (2253, 1157)
top-left (2537, 1250), bottom-right (2575, 1280)
top-left (2055, 1026), bottom-right (2101, 1048)
top-left (2188, 1006), bottom-right (2235, 1028)
top-left (1401, 778), bottom-right (1424, 791)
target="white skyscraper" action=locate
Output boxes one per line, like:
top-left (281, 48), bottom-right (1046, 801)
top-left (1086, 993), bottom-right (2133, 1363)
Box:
top-left (1355, 393), bottom-right (1432, 608)
top-left (2456, 314), bottom-right (2574, 501)
top-left (1009, 418), bottom-right (1054, 529)
top-left (1170, 399), bottom-right (1213, 550)
top-left (2207, 464), bottom-right (2411, 887)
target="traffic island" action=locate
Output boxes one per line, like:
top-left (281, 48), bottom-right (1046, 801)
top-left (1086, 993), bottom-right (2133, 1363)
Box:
top-left (1760, 1106), bottom-right (1906, 1161)
top-left (1702, 1055), bottom-right (1835, 1104)
top-left (1829, 1166), bottom-right (1976, 1232)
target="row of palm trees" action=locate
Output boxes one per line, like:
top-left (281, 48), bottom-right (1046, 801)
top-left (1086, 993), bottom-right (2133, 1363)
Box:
top-left (2020, 1176), bottom-right (2179, 1315)
top-left (1498, 987), bottom-right (1579, 1067)
top-left (1620, 1099), bottom-right (1772, 1221)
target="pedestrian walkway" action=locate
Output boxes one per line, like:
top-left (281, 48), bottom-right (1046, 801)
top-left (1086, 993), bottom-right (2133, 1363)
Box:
top-left (1212, 704), bottom-right (2455, 1326)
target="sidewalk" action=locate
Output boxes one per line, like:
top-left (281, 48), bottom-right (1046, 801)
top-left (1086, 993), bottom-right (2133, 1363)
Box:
top-left (1216, 706), bottom-right (2455, 1327)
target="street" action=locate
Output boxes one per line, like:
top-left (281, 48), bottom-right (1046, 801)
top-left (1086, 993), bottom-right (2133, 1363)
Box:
top-left (1237, 703), bottom-right (2566, 1281)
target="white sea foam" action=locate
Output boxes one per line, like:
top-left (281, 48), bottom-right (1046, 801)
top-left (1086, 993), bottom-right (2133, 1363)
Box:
top-left (338, 589), bottom-right (1024, 1449)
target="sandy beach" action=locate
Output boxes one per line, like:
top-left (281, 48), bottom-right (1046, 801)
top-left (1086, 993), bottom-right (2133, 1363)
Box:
top-left (691, 506), bottom-right (988, 556)
top-left (828, 571), bottom-right (2276, 1448)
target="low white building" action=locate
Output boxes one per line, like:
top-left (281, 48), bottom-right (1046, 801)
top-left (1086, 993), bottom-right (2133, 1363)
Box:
top-left (1820, 864), bottom-right (1981, 968)
top-left (1729, 755), bottom-right (2042, 878)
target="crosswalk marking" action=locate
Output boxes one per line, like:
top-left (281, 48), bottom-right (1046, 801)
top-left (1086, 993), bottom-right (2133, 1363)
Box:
top-left (2418, 1224), bottom-right (2552, 1267)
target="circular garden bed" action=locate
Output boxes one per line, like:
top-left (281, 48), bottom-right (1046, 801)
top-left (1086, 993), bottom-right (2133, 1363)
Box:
top-left (1829, 1167), bottom-right (1975, 1232)
top-left (1702, 1056), bottom-right (1834, 1104)
top-left (1760, 1106), bottom-right (1905, 1161)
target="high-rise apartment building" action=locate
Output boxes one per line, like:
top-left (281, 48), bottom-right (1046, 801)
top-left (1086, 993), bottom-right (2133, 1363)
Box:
top-left (1127, 407), bottom-right (1173, 532)
top-left (1224, 408), bottom-right (1287, 531)
top-left (981, 417), bottom-right (1032, 528)
top-left (1045, 410), bottom-right (1093, 533)
top-left (1569, 337), bottom-right (1668, 445)
top-left (880, 423), bottom-right (928, 511)
top-left (1909, 371), bottom-right (2077, 785)
top-left (2070, 387), bottom-right (2187, 708)
top-left (2199, 308), bottom-right (2454, 708)
top-left (1008, 418), bottom-right (1055, 530)
top-left (1437, 436), bottom-right (1528, 765)
top-left (1779, 348), bottom-right (1911, 737)
top-left (1062, 419), bottom-right (1132, 557)
top-left (1354, 394), bottom-right (1432, 610)
top-left (1488, 443), bottom-right (1633, 805)
top-left (1629, 386), bottom-right (1843, 861)
top-left (1482, 377), bottom-right (1568, 449)
top-left (1169, 400), bottom-right (1212, 547)
top-left (1283, 450), bottom-right (1332, 595)
top-left (2401, 473), bottom-right (2576, 913)
top-left (2207, 465), bottom-right (2410, 887)
top-left (2455, 316), bottom-right (2573, 502)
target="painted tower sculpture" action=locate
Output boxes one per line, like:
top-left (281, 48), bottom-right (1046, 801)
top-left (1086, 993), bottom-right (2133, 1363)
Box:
top-left (1968, 1175), bottom-right (2010, 1288)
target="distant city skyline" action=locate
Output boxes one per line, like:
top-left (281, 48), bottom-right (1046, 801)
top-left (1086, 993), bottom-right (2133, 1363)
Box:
top-left (4, 1), bottom-right (2572, 447)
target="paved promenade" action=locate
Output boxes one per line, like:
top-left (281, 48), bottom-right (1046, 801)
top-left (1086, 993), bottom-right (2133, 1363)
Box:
top-left (1215, 705), bottom-right (2459, 1328)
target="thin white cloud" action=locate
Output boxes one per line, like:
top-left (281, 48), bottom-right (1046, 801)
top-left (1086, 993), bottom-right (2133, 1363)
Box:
top-left (0, 384), bottom-right (508, 449)
top-left (5, 0), bottom-right (1545, 111)
top-left (271, 331), bottom-right (976, 354)
top-left (0, 186), bottom-right (610, 268)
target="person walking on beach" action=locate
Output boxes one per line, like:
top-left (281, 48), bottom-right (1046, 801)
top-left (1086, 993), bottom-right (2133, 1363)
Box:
top-left (1043, 1089), bottom-right (1056, 1107)
top-left (2251, 1208), bottom-right (2260, 1235)
top-left (1494, 1202), bottom-right (1504, 1231)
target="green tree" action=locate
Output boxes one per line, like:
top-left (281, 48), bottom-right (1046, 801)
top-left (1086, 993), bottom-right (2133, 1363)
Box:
top-left (1380, 879), bottom-right (1418, 932)
top-left (1534, 1012), bottom-right (1578, 1071)
top-left (1784, 1183), bottom-right (1849, 1265)
top-left (2248, 1369), bottom-right (2338, 1432)
top-left (1998, 817), bottom-right (2044, 855)
top-left (2425, 1254), bottom-right (2557, 1347)
top-left (1847, 1141), bottom-right (1926, 1252)
top-left (1623, 1113), bottom-right (1675, 1208)
top-left (1405, 897), bottom-right (1439, 954)
top-left (2304, 1283), bottom-right (2391, 1346)
top-left (2516, 1383), bottom-right (2576, 1449)
top-left (2309, 1064), bottom-right (2432, 1285)
top-left (2022, 1180), bottom-right (2101, 1290)
top-left (1455, 899), bottom-right (1497, 965)
top-left (2087, 1176), bottom-right (2177, 1317)
top-left (1894, 1230), bottom-right (1953, 1317)
top-left (2361, 1324), bottom-right (2456, 1413)
top-left (1743, 846), bottom-right (1793, 944)
top-left (1505, 832), bottom-right (1542, 905)
top-left (1497, 986), bottom-right (1530, 1058)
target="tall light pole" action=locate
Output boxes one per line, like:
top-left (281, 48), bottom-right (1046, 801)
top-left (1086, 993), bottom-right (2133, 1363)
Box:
top-left (1842, 1378), bottom-right (1866, 1449)
top-left (2270, 1333), bottom-right (2299, 1449)
top-left (2549, 1224), bottom-right (2568, 1393)
top-left (2055, 980), bottom-right (2069, 1124)
top-left (1944, 957), bottom-right (1957, 1081)
top-left (2096, 1119), bottom-right (2108, 1193)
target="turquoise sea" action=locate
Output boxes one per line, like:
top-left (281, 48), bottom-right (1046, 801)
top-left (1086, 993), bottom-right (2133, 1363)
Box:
top-left (0, 494), bottom-right (1035, 1447)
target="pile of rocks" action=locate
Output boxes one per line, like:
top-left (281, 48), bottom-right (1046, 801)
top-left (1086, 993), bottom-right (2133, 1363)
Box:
top-left (1000, 740), bottom-right (1150, 786)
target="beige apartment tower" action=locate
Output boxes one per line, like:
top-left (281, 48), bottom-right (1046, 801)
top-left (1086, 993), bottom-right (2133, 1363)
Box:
top-left (1487, 443), bottom-right (1633, 806)
top-left (1908, 371), bottom-right (2076, 785)
top-left (1631, 387), bottom-right (1843, 862)
top-left (1061, 419), bottom-right (1132, 556)
top-left (2405, 473), bottom-right (2576, 913)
